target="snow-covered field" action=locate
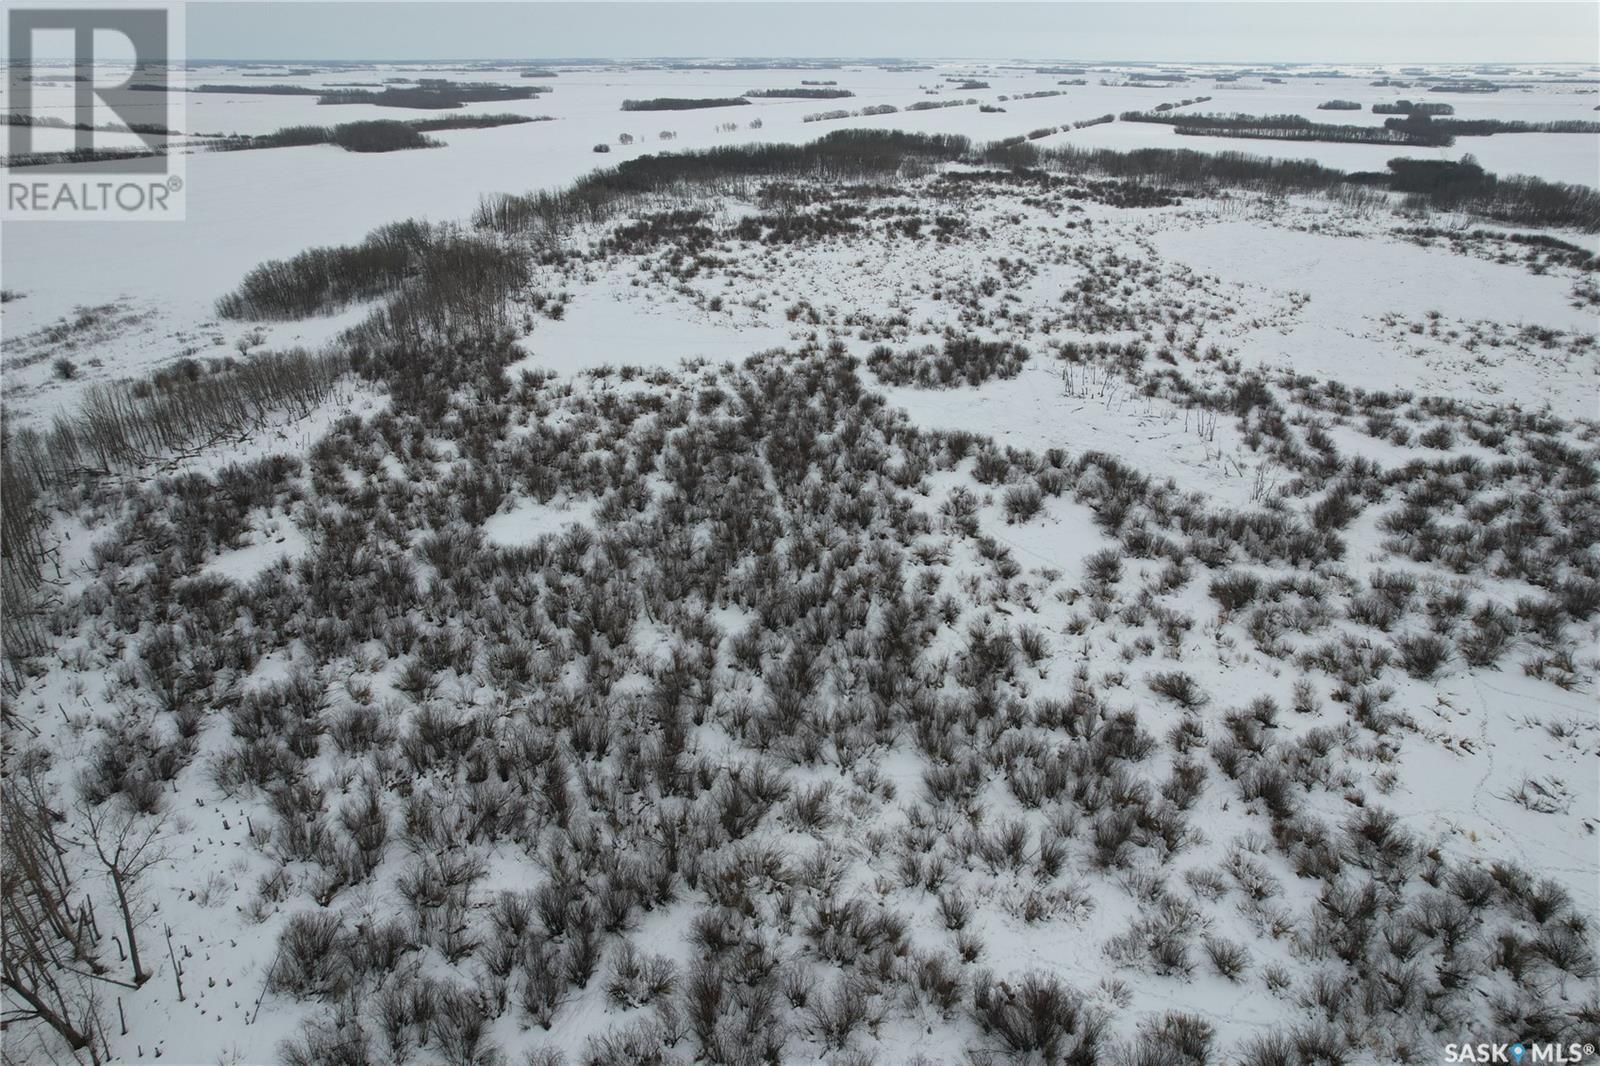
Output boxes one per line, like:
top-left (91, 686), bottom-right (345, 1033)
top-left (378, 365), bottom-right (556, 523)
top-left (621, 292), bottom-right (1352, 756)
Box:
top-left (4, 58), bottom-right (1598, 422)
top-left (3, 57), bottom-right (1599, 1066)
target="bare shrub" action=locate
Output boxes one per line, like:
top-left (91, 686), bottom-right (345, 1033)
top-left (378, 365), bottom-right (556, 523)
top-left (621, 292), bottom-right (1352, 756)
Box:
top-left (1210, 570), bottom-right (1262, 612)
top-left (1395, 632), bottom-right (1450, 679)
top-left (1147, 671), bottom-right (1208, 709)
top-left (269, 911), bottom-right (354, 999)
top-left (972, 970), bottom-right (1104, 1060)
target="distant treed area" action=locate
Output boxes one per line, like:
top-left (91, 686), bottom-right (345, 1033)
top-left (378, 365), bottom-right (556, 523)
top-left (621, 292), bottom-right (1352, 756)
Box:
top-left (131, 78), bottom-right (547, 109)
top-left (744, 88), bottom-right (856, 99)
top-left (621, 98), bottom-right (754, 111)
top-left (212, 114), bottom-right (545, 154)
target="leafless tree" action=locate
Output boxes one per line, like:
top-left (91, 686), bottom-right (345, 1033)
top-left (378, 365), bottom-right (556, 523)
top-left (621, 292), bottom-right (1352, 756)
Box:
top-left (1, 763), bottom-right (106, 1061)
top-left (79, 802), bottom-right (169, 988)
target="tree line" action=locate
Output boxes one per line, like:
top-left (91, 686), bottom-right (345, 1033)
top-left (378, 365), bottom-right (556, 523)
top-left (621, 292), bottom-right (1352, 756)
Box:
top-left (1372, 100), bottom-right (1454, 115)
top-left (803, 104), bottom-right (899, 123)
top-left (1385, 115), bottom-right (1600, 137)
top-left (211, 114), bottom-right (540, 154)
top-left (1, 113), bottom-right (177, 135)
top-left (317, 82), bottom-right (542, 109)
top-left (132, 79), bottom-right (545, 109)
top-left (621, 98), bottom-right (751, 111)
top-left (1122, 110), bottom-right (1452, 146)
top-left (474, 130), bottom-right (971, 237)
top-left (744, 88), bottom-right (854, 99)
top-left (1038, 143), bottom-right (1600, 230)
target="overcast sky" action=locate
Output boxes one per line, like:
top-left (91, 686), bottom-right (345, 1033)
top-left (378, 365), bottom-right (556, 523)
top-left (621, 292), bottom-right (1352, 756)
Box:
top-left (175, 2), bottom-right (1597, 64)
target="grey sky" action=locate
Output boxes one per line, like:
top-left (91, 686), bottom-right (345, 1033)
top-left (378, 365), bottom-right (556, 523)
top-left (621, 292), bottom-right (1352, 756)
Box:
top-left (182, 2), bottom-right (1599, 64)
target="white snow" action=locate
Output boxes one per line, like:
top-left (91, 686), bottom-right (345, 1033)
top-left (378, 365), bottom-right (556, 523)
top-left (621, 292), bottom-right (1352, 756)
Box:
top-left (481, 496), bottom-right (598, 546)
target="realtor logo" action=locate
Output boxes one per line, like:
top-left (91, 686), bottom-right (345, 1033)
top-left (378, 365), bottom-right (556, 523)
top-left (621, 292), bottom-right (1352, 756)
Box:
top-left (1447, 1043), bottom-right (1597, 1064)
top-left (5, 4), bottom-right (186, 219)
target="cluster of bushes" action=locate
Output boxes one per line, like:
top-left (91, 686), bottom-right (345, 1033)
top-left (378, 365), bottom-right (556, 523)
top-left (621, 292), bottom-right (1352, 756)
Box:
top-left (599, 208), bottom-right (716, 257)
top-left (1316, 99), bottom-right (1362, 110)
top-left (8, 318), bottom-right (1594, 1066)
top-left (731, 201), bottom-right (870, 244)
top-left (866, 336), bottom-right (1031, 387)
top-left (1394, 226), bottom-right (1596, 273)
top-left (119, 323), bottom-right (1571, 1060)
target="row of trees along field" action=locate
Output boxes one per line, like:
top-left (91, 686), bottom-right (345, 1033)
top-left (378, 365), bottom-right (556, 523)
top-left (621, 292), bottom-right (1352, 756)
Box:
top-left (1120, 110), bottom-right (1452, 146)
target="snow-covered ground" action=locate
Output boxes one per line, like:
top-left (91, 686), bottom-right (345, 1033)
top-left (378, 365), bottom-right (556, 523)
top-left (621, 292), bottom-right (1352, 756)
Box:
top-left (4, 59), bottom-right (1597, 423)
top-left (3, 56), bottom-right (1599, 1066)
